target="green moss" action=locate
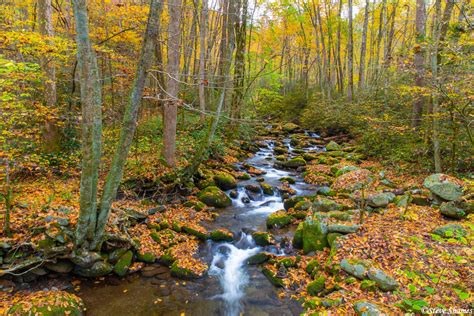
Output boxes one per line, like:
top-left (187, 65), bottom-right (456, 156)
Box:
top-left (213, 172), bottom-right (237, 190)
top-left (137, 252), bottom-right (156, 263)
top-left (285, 157), bottom-right (306, 168)
top-left (292, 222), bottom-right (304, 249)
top-left (266, 210), bottom-right (293, 229)
top-left (260, 183), bottom-right (274, 195)
top-left (182, 225), bottom-right (209, 240)
top-left (279, 177), bottom-right (296, 184)
top-left (307, 275), bottom-right (326, 296)
top-left (262, 268), bottom-right (284, 287)
top-left (210, 229), bottom-right (233, 242)
top-left (198, 186), bottom-right (232, 208)
top-left (170, 261), bottom-right (200, 279)
top-left (246, 252), bottom-right (270, 265)
top-left (360, 279), bottom-right (377, 291)
top-left (8, 291), bottom-right (84, 316)
top-left (252, 231), bottom-right (274, 246)
top-left (305, 259), bottom-right (321, 274)
top-left (113, 250), bottom-right (133, 277)
top-left (278, 257), bottom-right (296, 268)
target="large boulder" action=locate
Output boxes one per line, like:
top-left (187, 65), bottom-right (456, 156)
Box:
top-left (284, 196), bottom-right (305, 210)
top-left (367, 267), bottom-right (399, 291)
top-left (213, 172), bottom-right (237, 190)
top-left (284, 157), bottom-right (306, 168)
top-left (367, 192), bottom-right (396, 208)
top-left (292, 222), bottom-right (304, 249)
top-left (7, 291), bottom-right (84, 316)
top-left (301, 216), bottom-right (329, 254)
top-left (340, 258), bottom-right (371, 279)
top-left (198, 186), bottom-right (232, 208)
top-left (252, 232), bottom-right (275, 246)
top-left (439, 201), bottom-right (466, 219)
top-left (210, 228), bottom-right (234, 242)
top-left (432, 224), bottom-right (467, 238)
top-left (113, 250), bottom-right (133, 277)
top-left (266, 210), bottom-right (293, 229)
top-left (282, 122), bottom-right (299, 132)
top-left (423, 173), bottom-right (463, 201)
top-left (313, 197), bottom-right (344, 212)
top-left (306, 275), bottom-right (326, 296)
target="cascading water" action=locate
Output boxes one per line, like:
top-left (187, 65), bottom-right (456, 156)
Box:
top-left (208, 234), bottom-right (260, 316)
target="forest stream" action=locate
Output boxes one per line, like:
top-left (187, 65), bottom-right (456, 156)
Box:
top-left (79, 132), bottom-right (322, 316)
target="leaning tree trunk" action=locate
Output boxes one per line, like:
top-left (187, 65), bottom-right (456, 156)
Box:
top-left (72, 0), bottom-right (103, 248)
top-left (92, 0), bottom-right (163, 249)
top-left (162, 0), bottom-right (183, 167)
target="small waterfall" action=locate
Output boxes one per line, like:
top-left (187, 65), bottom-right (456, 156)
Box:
top-left (208, 233), bottom-right (260, 316)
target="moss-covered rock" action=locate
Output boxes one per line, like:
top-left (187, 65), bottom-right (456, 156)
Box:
top-left (198, 186), bottom-right (232, 208)
top-left (302, 216), bottom-right (329, 254)
top-left (313, 197), bottom-right (344, 212)
top-left (282, 122), bottom-right (299, 132)
top-left (360, 279), bottom-right (377, 291)
top-left (210, 228), bottom-right (234, 242)
top-left (137, 251), bottom-right (156, 263)
top-left (306, 275), bottom-right (326, 296)
top-left (197, 178), bottom-right (215, 189)
top-left (305, 259), bottom-right (321, 275)
top-left (353, 301), bottom-right (381, 316)
top-left (183, 200), bottom-right (207, 211)
top-left (284, 196), bottom-right (305, 211)
top-left (432, 224), bottom-right (467, 238)
top-left (279, 177), bottom-right (296, 184)
top-left (108, 248), bottom-right (128, 264)
top-left (284, 157), bottom-right (306, 168)
top-left (423, 173), bottom-right (463, 201)
top-left (340, 258), bottom-right (371, 279)
top-left (367, 267), bottom-right (399, 291)
top-left (7, 291), bottom-right (84, 316)
top-left (113, 250), bottom-right (133, 277)
top-left (327, 232), bottom-right (343, 250)
top-left (367, 192), bottom-right (396, 208)
top-left (266, 210), bottom-right (293, 229)
top-left (318, 186), bottom-right (336, 197)
top-left (278, 257), bottom-right (296, 268)
top-left (262, 267), bottom-right (284, 287)
top-left (260, 183), bottom-right (274, 195)
top-left (273, 147), bottom-right (288, 155)
top-left (303, 297), bottom-right (342, 309)
top-left (246, 252), bottom-right (271, 265)
top-left (292, 222), bottom-right (304, 249)
top-left (439, 201), bottom-right (466, 219)
top-left (326, 141), bottom-right (341, 151)
top-left (213, 172), bottom-right (237, 190)
top-left (182, 225), bottom-right (209, 240)
top-left (74, 261), bottom-right (113, 278)
top-left (252, 231), bottom-right (275, 246)
top-left (237, 172), bottom-right (251, 180)
top-left (170, 261), bottom-right (201, 279)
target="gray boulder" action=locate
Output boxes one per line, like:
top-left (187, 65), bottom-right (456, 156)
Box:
top-left (367, 267), bottom-right (399, 291)
top-left (423, 174), bottom-right (463, 201)
top-left (353, 301), bottom-right (382, 316)
top-left (440, 201), bottom-right (466, 219)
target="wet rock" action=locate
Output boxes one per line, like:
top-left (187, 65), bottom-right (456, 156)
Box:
top-left (237, 172), bottom-right (251, 180)
top-left (262, 267), bottom-right (284, 287)
top-left (367, 192), bottom-right (396, 208)
top-left (292, 222), bottom-right (304, 249)
top-left (197, 178), bottom-right (215, 189)
top-left (260, 183), bottom-right (274, 196)
top-left (246, 252), bottom-right (270, 265)
top-left (306, 275), bottom-right (326, 296)
top-left (282, 122), bottom-right (299, 132)
top-left (353, 301), bottom-right (381, 316)
top-left (113, 250), bottom-right (133, 277)
top-left (170, 261), bottom-right (201, 279)
top-left (45, 260), bottom-right (73, 273)
top-left (210, 228), bottom-right (234, 242)
top-left (252, 232), bottom-right (275, 246)
top-left (340, 259), bottom-right (371, 279)
top-left (278, 257), bottom-right (297, 268)
top-left (367, 267), bottom-right (399, 291)
top-left (182, 225), bottom-right (209, 240)
top-left (423, 173), bottom-right (463, 201)
top-left (245, 184), bottom-right (261, 193)
top-left (74, 261), bottom-right (113, 278)
top-left (279, 177), bottom-right (296, 184)
top-left (198, 186), bottom-right (232, 208)
top-left (212, 172), bottom-right (237, 191)
top-left (326, 141), bottom-right (341, 151)
top-left (283, 196), bottom-right (305, 211)
top-left (273, 147), bottom-right (288, 155)
top-left (108, 247), bottom-right (129, 264)
top-left (141, 265), bottom-right (169, 278)
top-left (241, 196), bottom-right (251, 204)
top-left (318, 186), bottom-right (336, 197)
top-left (266, 210), bottom-right (293, 229)
top-left (284, 157), bottom-right (306, 168)
top-left (440, 201), bottom-right (466, 219)
top-left (229, 190), bottom-right (238, 199)
top-left (432, 224), bottom-right (467, 238)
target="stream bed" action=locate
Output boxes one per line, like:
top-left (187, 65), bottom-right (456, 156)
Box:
top-left (80, 136), bottom-right (321, 316)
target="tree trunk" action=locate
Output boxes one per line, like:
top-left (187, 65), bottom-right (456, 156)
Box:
top-left (198, 0), bottom-right (208, 122)
top-left (38, 0), bottom-right (59, 151)
top-left (93, 0), bottom-right (163, 249)
top-left (358, 0), bottom-right (370, 90)
top-left (163, 0), bottom-right (182, 167)
top-left (411, 0), bottom-right (426, 128)
top-left (72, 0), bottom-right (103, 248)
top-left (347, 0), bottom-right (354, 102)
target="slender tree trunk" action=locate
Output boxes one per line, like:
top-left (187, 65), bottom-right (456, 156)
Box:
top-left (72, 0), bottom-right (103, 248)
top-left (411, 0), bottom-right (426, 128)
top-left (359, 0), bottom-right (370, 90)
top-left (92, 0), bottom-right (163, 249)
top-left (347, 0), bottom-right (354, 102)
top-left (38, 0), bottom-right (59, 151)
top-left (336, 0), bottom-right (344, 94)
top-left (198, 0), bottom-right (208, 122)
top-left (163, 0), bottom-right (182, 167)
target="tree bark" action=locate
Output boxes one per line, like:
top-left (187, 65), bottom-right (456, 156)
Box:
top-left (72, 0), bottom-right (103, 247)
top-left (358, 0), bottom-right (370, 90)
top-left (411, 0), bottom-right (426, 128)
top-left (163, 0), bottom-right (182, 167)
top-left (38, 0), bottom-right (59, 151)
top-left (347, 0), bottom-right (354, 102)
top-left (198, 0), bottom-right (208, 122)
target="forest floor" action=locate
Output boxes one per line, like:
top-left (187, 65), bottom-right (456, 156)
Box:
top-left (0, 123), bottom-right (472, 315)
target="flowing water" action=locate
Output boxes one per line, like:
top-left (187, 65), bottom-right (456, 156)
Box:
top-left (79, 136), bottom-right (319, 316)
